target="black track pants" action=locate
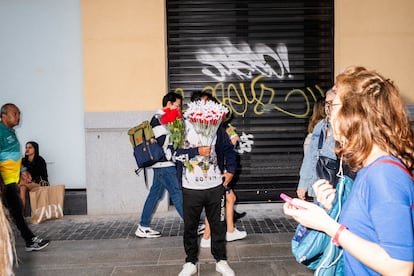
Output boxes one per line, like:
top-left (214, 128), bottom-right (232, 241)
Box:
top-left (182, 185), bottom-right (226, 264)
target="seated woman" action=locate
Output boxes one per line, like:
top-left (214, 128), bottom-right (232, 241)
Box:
top-left (18, 141), bottom-right (49, 212)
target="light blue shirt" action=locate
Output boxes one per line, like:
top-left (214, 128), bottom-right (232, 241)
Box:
top-left (297, 119), bottom-right (336, 197)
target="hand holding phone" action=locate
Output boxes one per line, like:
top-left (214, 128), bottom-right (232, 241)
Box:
top-left (280, 193), bottom-right (307, 210)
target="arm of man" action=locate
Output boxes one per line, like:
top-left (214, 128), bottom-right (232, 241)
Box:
top-left (151, 115), bottom-right (167, 146)
top-left (220, 127), bottom-right (237, 186)
top-left (222, 128), bottom-right (237, 173)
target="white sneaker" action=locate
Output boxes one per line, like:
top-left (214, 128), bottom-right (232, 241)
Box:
top-left (200, 237), bottom-right (211, 248)
top-left (197, 223), bottom-right (205, 235)
top-left (226, 228), bottom-right (247, 242)
top-left (135, 225), bottom-right (161, 238)
top-left (178, 262), bottom-right (197, 276)
top-left (216, 260), bottom-right (235, 276)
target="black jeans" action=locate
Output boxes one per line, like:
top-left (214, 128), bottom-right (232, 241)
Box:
top-left (182, 185), bottom-right (227, 264)
top-left (4, 183), bottom-right (35, 244)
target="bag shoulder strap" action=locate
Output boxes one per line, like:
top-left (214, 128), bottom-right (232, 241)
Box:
top-left (134, 168), bottom-right (149, 189)
top-left (317, 120), bottom-right (329, 150)
top-left (373, 159), bottom-right (414, 180)
top-left (318, 129), bottom-right (324, 150)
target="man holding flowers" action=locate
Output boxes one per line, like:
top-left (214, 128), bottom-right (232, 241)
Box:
top-left (174, 92), bottom-right (237, 276)
top-left (135, 92), bottom-right (184, 238)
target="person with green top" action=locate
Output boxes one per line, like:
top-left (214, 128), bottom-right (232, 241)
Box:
top-left (0, 103), bottom-right (49, 251)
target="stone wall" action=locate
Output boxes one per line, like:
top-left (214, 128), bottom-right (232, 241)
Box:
top-left (84, 111), bottom-right (169, 215)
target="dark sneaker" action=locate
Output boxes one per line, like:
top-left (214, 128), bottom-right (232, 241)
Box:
top-left (135, 225), bottom-right (161, 238)
top-left (233, 210), bottom-right (246, 222)
top-left (25, 237), bottom-right (50, 252)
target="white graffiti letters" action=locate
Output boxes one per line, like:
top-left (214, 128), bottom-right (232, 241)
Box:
top-left (237, 132), bottom-right (254, 154)
top-left (196, 40), bottom-right (291, 82)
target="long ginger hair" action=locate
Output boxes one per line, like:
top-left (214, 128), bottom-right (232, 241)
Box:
top-left (333, 66), bottom-right (414, 171)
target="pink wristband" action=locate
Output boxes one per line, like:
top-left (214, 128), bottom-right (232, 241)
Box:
top-left (333, 224), bottom-right (346, 247)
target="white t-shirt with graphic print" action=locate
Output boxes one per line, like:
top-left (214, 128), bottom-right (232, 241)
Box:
top-left (181, 120), bottom-right (223, 190)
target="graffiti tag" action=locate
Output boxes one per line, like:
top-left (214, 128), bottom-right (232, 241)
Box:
top-left (196, 40), bottom-right (291, 82)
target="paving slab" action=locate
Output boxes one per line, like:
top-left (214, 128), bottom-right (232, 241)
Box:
top-left (13, 204), bottom-right (313, 276)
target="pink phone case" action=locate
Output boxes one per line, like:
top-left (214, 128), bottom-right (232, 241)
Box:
top-left (280, 193), bottom-right (293, 203)
top-left (280, 193), bottom-right (306, 210)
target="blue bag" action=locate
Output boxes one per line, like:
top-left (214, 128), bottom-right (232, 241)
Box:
top-left (291, 168), bottom-right (353, 274)
top-left (313, 175), bottom-right (353, 276)
top-left (133, 138), bottom-right (164, 168)
top-left (128, 120), bottom-right (164, 169)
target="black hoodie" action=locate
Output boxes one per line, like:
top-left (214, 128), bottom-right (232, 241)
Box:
top-left (22, 141), bottom-right (48, 183)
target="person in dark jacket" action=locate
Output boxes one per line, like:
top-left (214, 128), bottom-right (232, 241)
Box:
top-left (22, 141), bottom-right (48, 183)
top-left (19, 141), bottom-right (49, 212)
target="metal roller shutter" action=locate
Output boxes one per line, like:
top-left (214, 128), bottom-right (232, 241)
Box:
top-left (166, 0), bottom-right (334, 202)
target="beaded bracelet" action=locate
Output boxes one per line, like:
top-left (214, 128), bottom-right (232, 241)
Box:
top-left (333, 224), bottom-right (346, 247)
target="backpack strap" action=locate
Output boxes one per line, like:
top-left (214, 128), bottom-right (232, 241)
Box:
top-left (317, 120), bottom-right (330, 150)
top-left (372, 159), bottom-right (414, 180)
top-left (135, 168), bottom-right (149, 189)
top-left (318, 129), bottom-right (324, 150)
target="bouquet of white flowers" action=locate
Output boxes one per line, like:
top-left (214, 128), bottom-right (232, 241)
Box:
top-left (184, 100), bottom-right (229, 174)
top-left (184, 100), bottom-right (229, 146)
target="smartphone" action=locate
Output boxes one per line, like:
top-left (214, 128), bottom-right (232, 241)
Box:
top-left (280, 193), bottom-right (307, 210)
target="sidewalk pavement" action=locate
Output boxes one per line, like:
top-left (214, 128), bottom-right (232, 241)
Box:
top-left (13, 203), bottom-right (313, 276)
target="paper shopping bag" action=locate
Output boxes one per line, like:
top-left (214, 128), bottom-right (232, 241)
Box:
top-left (30, 185), bottom-right (65, 224)
top-left (47, 185), bottom-right (65, 219)
top-left (29, 187), bottom-right (48, 224)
